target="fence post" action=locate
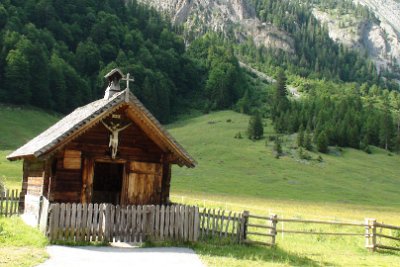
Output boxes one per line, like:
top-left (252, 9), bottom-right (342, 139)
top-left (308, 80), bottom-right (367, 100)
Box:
top-left (239, 210), bottom-right (249, 243)
top-left (39, 197), bottom-right (50, 234)
top-left (270, 214), bottom-right (278, 246)
top-left (365, 218), bottom-right (376, 252)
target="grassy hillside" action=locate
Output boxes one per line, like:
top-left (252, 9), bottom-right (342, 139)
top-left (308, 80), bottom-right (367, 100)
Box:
top-left (167, 110), bottom-right (400, 266)
top-left (0, 105), bottom-right (60, 149)
top-left (168, 110), bottom-right (400, 208)
top-left (0, 106), bottom-right (59, 189)
top-left (1, 107), bottom-right (399, 266)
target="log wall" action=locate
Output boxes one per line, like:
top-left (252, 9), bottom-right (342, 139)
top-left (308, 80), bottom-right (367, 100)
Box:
top-left (20, 159), bottom-right (45, 212)
top-left (48, 107), bottom-right (172, 205)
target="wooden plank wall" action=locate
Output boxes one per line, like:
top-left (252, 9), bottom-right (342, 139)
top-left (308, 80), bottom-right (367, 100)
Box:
top-left (21, 159), bottom-right (45, 212)
top-left (47, 203), bottom-right (200, 243)
top-left (50, 152), bottom-right (82, 203)
top-left (69, 109), bottom-right (164, 163)
top-left (54, 108), bottom-right (171, 205)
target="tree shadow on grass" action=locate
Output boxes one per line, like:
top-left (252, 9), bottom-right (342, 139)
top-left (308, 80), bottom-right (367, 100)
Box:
top-left (191, 239), bottom-right (332, 267)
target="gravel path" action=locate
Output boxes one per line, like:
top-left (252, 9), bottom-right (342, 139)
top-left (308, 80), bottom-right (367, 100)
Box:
top-left (37, 246), bottom-right (204, 267)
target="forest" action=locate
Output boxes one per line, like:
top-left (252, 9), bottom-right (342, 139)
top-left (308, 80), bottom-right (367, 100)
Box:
top-left (0, 1), bottom-right (188, 122)
top-left (269, 70), bottom-right (400, 153)
top-left (244, 0), bottom-right (382, 85)
top-left (0, 0), bottom-right (399, 152)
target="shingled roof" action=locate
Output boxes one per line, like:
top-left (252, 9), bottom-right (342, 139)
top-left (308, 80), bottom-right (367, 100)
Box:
top-left (7, 89), bottom-right (196, 168)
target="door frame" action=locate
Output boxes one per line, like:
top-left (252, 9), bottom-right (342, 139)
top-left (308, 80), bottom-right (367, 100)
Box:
top-left (81, 157), bottom-right (128, 204)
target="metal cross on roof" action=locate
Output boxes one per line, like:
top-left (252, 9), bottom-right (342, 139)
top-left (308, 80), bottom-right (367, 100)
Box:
top-left (122, 73), bottom-right (135, 91)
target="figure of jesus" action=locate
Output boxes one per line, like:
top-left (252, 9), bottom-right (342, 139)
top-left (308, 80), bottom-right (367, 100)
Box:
top-left (101, 120), bottom-right (132, 159)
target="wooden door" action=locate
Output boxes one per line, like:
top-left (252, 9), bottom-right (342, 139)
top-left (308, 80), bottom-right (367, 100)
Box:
top-left (123, 161), bottom-right (162, 205)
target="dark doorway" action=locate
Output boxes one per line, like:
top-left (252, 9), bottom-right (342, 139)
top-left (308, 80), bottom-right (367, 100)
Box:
top-left (92, 162), bottom-right (124, 204)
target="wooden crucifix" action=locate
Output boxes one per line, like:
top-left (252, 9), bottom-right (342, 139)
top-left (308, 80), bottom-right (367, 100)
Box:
top-left (122, 73), bottom-right (135, 90)
top-left (101, 119), bottom-right (132, 159)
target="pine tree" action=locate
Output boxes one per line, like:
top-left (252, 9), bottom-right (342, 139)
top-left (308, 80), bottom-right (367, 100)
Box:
top-left (273, 136), bottom-right (283, 158)
top-left (317, 131), bottom-right (329, 153)
top-left (272, 68), bottom-right (289, 120)
top-left (379, 105), bottom-right (395, 150)
top-left (304, 127), bottom-right (313, 151)
top-left (297, 124), bottom-right (305, 147)
top-left (247, 112), bottom-right (264, 140)
top-left (4, 49), bottom-right (31, 104)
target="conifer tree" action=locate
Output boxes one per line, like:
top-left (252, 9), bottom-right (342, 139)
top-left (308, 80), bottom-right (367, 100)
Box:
top-left (317, 131), bottom-right (329, 153)
top-left (247, 112), bottom-right (264, 140)
top-left (273, 135), bottom-right (283, 158)
top-left (304, 127), bottom-right (313, 151)
top-left (297, 124), bottom-right (305, 147)
top-left (4, 49), bottom-right (31, 104)
top-left (379, 104), bottom-right (395, 150)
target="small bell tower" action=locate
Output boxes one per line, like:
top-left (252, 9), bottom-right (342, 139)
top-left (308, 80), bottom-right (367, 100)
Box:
top-left (104, 68), bottom-right (124, 99)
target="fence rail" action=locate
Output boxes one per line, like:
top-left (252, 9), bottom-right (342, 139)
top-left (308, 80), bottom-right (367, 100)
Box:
top-left (244, 215), bottom-right (400, 253)
top-left (0, 189), bottom-right (19, 217)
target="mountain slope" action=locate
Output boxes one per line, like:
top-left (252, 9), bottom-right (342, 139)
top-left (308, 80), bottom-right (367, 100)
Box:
top-left (168, 111), bottom-right (400, 207)
top-left (139, 0), bottom-right (400, 81)
top-left (313, 1), bottom-right (400, 75)
top-left (137, 0), bottom-right (294, 52)
top-left (0, 0), bottom-right (200, 122)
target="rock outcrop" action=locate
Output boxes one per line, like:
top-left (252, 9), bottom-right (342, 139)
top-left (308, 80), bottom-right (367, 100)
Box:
top-left (137, 0), bottom-right (294, 53)
top-left (313, 6), bottom-right (400, 72)
top-left (138, 0), bottom-right (399, 72)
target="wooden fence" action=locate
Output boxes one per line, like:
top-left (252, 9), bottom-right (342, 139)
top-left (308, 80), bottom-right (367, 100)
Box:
top-left (244, 214), bottom-right (400, 252)
top-left (46, 203), bottom-right (201, 243)
top-left (45, 203), bottom-right (245, 244)
top-left (0, 189), bottom-right (19, 217)
top-left (37, 200), bottom-right (400, 252)
top-left (367, 219), bottom-right (400, 252)
top-left (199, 208), bottom-right (244, 242)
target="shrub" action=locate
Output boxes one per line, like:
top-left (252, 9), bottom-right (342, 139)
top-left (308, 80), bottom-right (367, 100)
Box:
top-left (273, 136), bottom-right (283, 158)
top-left (298, 147), bottom-right (312, 160)
top-left (0, 177), bottom-right (4, 194)
top-left (234, 132), bottom-right (243, 139)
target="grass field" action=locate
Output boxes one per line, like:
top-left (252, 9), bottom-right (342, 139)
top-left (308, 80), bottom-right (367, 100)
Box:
top-left (0, 217), bottom-right (48, 267)
top-left (168, 111), bottom-right (400, 208)
top-left (0, 107), bottom-right (399, 266)
top-left (0, 106), bottom-right (59, 190)
top-left (166, 110), bottom-right (400, 266)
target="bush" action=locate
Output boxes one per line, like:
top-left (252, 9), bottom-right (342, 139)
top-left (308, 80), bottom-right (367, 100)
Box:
top-left (0, 177), bottom-right (4, 193)
top-left (298, 147), bottom-right (312, 160)
top-left (304, 129), bottom-right (313, 151)
top-left (273, 136), bottom-right (283, 158)
top-left (234, 132), bottom-right (243, 139)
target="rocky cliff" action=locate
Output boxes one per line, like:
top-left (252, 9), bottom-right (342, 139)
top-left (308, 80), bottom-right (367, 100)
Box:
top-left (138, 0), bottom-right (399, 72)
top-left (312, 0), bottom-right (400, 72)
top-left (137, 0), bottom-right (294, 53)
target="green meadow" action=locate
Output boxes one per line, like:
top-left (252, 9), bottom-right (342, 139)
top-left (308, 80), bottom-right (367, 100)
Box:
top-left (0, 106), bottom-right (399, 266)
top-left (168, 110), bottom-right (400, 209)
